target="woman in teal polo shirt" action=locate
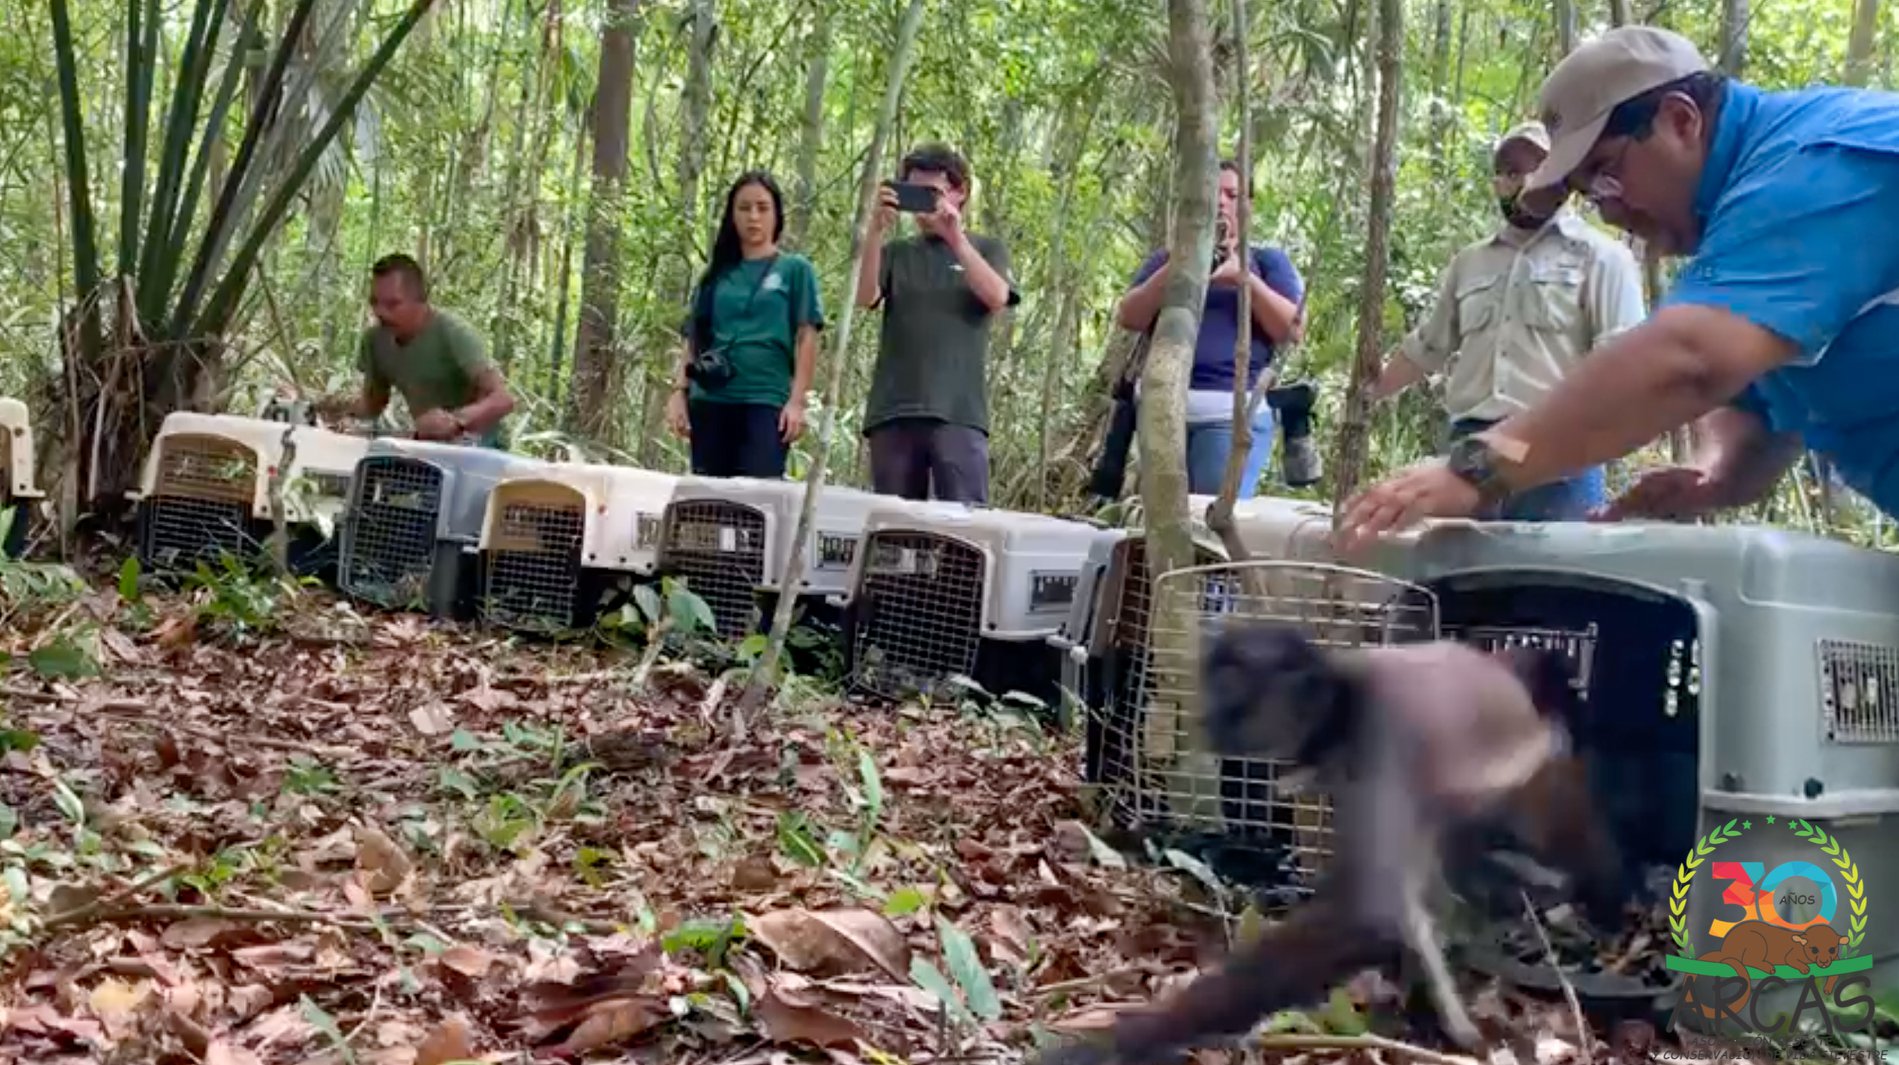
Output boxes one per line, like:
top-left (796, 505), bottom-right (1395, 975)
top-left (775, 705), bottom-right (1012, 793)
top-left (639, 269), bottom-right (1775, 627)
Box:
top-left (666, 171), bottom-right (825, 477)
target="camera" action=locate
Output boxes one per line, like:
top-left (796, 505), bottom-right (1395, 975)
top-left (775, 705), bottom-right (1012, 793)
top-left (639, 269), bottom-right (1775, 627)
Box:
top-left (686, 347), bottom-right (736, 390)
top-left (1266, 382), bottom-right (1323, 488)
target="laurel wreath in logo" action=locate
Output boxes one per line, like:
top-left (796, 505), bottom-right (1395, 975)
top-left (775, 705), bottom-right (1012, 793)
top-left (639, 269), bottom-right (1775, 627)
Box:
top-left (1668, 818), bottom-right (1867, 957)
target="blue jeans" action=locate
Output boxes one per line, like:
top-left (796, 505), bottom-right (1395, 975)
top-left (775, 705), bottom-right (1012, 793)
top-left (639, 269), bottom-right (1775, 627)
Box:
top-left (1187, 405), bottom-right (1275, 498)
top-left (1450, 418), bottom-right (1605, 520)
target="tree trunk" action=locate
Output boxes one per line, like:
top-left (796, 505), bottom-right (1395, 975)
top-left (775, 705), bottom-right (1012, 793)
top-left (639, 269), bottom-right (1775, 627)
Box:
top-left (638, 0), bottom-right (716, 463)
top-left (1847, 0), bottom-right (1880, 86)
top-left (741, 0), bottom-right (930, 720)
top-left (1429, 0), bottom-right (1453, 174)
top-left (1331, 0), bottom-right (1402, 515)
top-left (1718, 0), bottom-right (1749, 74)
top-left (788, 7), bottom-right (831, 249)
top-left (1208, 0), bottom-right (1258, 557)
top-left (1554, 0), bottom-right (1577, 57)
top-left (1607, 0), bottom-right (1631, 28)
top-left (569, 0), bottom-right (639, 441)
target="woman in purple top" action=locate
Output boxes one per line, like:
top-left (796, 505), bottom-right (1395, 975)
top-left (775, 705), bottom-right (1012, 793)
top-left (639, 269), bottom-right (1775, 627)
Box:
top-left (1115, 160), bottom-right (1307, 498)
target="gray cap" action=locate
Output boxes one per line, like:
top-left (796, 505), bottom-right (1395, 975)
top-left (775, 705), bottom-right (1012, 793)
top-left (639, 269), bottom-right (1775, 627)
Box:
top-left (1525, 26), bottom-right (1712, 191)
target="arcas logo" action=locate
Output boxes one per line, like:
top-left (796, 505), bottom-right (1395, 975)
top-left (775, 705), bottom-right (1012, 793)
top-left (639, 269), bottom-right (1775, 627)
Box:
top-left (1666, 817), bottom-right (1873, 1036)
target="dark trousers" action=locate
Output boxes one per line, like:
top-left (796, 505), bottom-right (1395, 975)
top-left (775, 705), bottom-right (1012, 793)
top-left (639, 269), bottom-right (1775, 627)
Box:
top-left (867, 417), bottom-right (990, 503)
top-left (688, 401), bottom-right (789, 478)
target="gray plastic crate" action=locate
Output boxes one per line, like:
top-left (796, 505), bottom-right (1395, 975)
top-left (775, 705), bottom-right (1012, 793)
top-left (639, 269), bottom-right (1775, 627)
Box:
top-left (339, 439), bottom-right (543, 617)
top-left (1383, 519), bottom-right (1899, 1003)
top-left (838, 502), bottom-right (1118, 704)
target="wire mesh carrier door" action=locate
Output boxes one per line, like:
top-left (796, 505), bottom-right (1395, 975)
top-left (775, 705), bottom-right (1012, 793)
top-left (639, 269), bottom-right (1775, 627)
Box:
top-left (339, 454), bottom-right (447, 612)
top-left (139, 435), bottom-right (261, 572)
top-left (661, 499), bottom-right (769, 640)
top-left (481, 481), bottom-right (589, 632)
top-left (1098, 558), bottom-right (1439, 902)
top-left (849, 529), bottom-right (987, 701)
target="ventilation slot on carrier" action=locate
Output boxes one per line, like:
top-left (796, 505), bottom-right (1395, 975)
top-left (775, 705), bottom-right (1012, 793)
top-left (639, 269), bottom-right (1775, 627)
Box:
top-left (1446, 621), bottom-right (1599, 696)
top-left (342, 457), bottom-right (444, 609)
top-left (1821, 638), bottom-right (1899, 744)
top-left (143, 437), bottom-right (258, 570)
top-left (483, 495), bottom-right (585, 631)
top-left (664, 500), bottom-right (767, 640)
top-left (851, 531), bottom-right (986, 700)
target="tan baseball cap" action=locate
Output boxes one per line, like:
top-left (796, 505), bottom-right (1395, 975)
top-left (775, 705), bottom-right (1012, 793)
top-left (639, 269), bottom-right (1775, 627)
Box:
top-left (1496, 120), bottom-right (1552, 157)
top-left (1524, 26), bottom-right (1711, 191)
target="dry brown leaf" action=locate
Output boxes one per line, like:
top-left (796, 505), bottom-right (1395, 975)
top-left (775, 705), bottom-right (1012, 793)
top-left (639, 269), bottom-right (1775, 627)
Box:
top-left (230, 942), bottom-right (316, 970)
top-left (354, 823), bottom-right (413, 895)
top-left (409, 703), bottom-right (455, 736)
top-left (413, 1014), bottom-right (476, 1065)
top-left (537, 997), bottom-right (667, 1056)
top-left (439, 945), bottom-right (499, 979)
top-left (1048, 1006), bottom-right (1135, 1032)
top-left (205, 1038), bottom-right (266, 1065)
top-left (751, 908), bottom-right (909, 980)
top-left (160, 917), bottom-right (242, 950)
top-left (151, 613), bottom-right (197, 650)
top-left (86, 977), bottom-right (152, 1019)
top-left (754, 987), bottom-right (865, 1049)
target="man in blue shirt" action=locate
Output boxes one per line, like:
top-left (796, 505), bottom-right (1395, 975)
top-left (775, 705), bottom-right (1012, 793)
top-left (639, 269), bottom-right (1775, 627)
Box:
top-left (1116, 160), bottom-right (1307, 498)
top-left (1339, 25), bottom-right (1899, 549)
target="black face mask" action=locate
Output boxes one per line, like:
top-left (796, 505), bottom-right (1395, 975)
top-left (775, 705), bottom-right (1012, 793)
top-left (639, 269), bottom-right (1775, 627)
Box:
top-left (1499, 196), bottom-right (1552, 229)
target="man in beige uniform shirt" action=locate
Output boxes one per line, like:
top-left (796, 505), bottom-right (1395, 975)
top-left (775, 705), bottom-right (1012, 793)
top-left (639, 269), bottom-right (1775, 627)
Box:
top-left (1372, 121), bottom-right (1646, 519)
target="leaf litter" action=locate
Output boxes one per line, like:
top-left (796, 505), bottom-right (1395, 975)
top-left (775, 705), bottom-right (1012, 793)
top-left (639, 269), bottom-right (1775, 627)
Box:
top-left (0, 579), bottom-right (1615, 1063)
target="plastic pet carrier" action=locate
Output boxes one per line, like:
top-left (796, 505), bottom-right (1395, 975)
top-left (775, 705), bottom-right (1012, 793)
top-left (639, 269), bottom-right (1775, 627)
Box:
top-left (129, 413), bottom-right (365, 577)
top-left (477, 463), bottom-right (679, 633)
top-left (839, 502), bottom-right (1117, 706)
top-left (339, 440), bottom-right (545, 617)
top-left (0, 398), bottom-right (44, 558)
top-left (658, 477), bottom-right (885, 641)
top-left (1386, 520), bottom-right (1899, 971)
top-left (1095, 558), bottom-right (1440, 905)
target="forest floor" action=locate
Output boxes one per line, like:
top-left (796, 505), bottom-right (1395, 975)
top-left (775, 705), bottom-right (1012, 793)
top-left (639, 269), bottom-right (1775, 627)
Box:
top-left (0, 557), bottom-right (1661, 1065)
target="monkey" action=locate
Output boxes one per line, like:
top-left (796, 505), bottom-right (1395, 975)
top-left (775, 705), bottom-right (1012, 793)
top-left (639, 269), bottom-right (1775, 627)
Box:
top-left (1033, 622), bottom-right (1624, 1065)
top-left (1684, 920), bottom-right (1843, 1020)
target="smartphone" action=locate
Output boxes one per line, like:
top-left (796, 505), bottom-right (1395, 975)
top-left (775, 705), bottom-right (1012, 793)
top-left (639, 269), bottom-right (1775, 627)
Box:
top-left (884, 180), bottom-right (941, 213)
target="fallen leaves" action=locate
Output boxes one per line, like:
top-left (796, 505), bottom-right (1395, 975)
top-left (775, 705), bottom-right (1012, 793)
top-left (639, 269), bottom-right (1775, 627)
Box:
top-left (751, 907), bottom-right (911, 981)
top-left (0, 583), bottom-right (1623, 1065)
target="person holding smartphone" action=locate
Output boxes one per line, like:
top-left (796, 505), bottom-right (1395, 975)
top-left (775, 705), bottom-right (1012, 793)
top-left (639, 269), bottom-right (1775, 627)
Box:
top-left (854, 143), bottom-right (1020, 504)
top-left (666, 170), bottom-right (825, 478)
top-left (1114, 160), bottom-right (1307, 499)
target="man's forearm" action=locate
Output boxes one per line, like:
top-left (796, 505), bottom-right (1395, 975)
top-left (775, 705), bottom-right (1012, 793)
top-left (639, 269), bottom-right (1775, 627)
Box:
top-left (1695, 410), bottom-right (1802, 508)
top-left (454, 389), bottom-right (515, 434)
top-left (950, 235), bottom-right (1011, 311)
top-left (1245, 274), bottom-right (1302, 344)
top-left (1370, 352), bottom-right (1425, 402)
top-left (1480, 319), bottom-right (1755, 491)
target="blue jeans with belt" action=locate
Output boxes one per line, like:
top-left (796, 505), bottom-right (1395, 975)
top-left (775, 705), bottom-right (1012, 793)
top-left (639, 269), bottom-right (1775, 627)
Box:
top-left (1187, 404), bottom-right (1276, 498)
top-left (1450, 418), bottom-right (1605, 521)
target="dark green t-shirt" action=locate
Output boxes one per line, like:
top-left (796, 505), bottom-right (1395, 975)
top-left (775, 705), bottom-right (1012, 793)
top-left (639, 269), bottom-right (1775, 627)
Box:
top-left (685, 254), bottom-right (825, 407)
top-left (358, 308), bottom-right (493, 415)
top-left (864, 235), bottom-right (1018, 434)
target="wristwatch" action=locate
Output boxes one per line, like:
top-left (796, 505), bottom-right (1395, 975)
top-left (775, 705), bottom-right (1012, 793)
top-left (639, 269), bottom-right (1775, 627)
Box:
top-left (1445, 434), bottom-right (1512, 505)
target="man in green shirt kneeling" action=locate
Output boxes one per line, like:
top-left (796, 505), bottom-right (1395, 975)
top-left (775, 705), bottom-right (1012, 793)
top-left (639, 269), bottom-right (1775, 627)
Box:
top-left (320, 254), bottom-right (516, 445)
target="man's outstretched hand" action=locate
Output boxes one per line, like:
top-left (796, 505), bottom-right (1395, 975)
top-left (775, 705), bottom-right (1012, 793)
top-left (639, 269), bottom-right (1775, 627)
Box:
top-left (413, 409), bottom-right (463, 441)
top-left (1335, 459), bottom-right (1481, 554)
top-left (1589, 465), bottom-right (1722, 522)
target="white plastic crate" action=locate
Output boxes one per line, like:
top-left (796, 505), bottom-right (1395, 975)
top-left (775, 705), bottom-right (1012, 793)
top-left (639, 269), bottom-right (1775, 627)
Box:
top-left (476, 463), bottom-right (679, 632)
top-left (0, 398), bottom-right (44, 558)
top-left (658, 477), bottom-right (885, 640)
top-left (130, 412), bottom-right (365, 573)
top-left (339, 439), bottom-right (546, 616)
top-left (839, 502), bottom-right (1115, 702)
